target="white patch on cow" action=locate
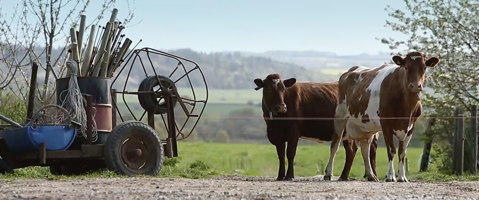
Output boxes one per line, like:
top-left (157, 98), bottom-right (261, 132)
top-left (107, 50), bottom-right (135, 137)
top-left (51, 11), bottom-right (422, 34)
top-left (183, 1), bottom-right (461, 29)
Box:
top-left (353, 66), bottom-right (369, 72)
top-left (407, 123), bottom-right (414, 132)
top-left (300, 136), bottom-right (327, 143)
top-left (386, 160), bottom-right (396, 181)
top-left (342, 65), bottom-right (399, 141)
top-left (410, 55), bottom-right (422, 60)
top-left (394, 130), bottom-right (407, 141)
top-left (366, 64), bottom-right (398, 92)
top-left (397, 161), bottom-right (407, 181)
top-left (272, 79), bottom-right (280, 85)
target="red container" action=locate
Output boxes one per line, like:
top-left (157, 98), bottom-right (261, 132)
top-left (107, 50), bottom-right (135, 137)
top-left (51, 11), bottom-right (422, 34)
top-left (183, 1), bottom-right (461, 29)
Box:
top-left (93, 104), bottom-right (112, 132)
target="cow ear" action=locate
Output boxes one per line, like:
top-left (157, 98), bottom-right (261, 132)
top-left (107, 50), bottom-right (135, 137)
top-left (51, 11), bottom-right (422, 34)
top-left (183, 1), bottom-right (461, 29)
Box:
top-left (392, 56), bottom-right (404, 65)
top-left (254, 78), bottom-right (263, 90)
top-left (426, 57), bottom-right (439, 68)
top-left (283, 78), bottom-right (296, 88)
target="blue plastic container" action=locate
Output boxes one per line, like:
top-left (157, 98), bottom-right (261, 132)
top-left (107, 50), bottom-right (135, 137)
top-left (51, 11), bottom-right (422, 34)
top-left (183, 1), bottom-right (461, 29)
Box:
top-left (0, 126), bottom-right (77, 153)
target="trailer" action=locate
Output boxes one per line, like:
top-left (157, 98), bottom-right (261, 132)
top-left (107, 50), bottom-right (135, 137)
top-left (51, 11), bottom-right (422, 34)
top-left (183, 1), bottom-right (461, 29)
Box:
top-left (0, 48), bottom-right (208, 175)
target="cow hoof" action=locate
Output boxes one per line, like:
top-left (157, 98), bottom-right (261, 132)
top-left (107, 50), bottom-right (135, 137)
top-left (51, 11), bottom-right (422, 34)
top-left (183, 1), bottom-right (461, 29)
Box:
top-left (367, 175), bottom-right (379, 182)
top-left (276, 177), bottom-right (285, 181)
top-left (323, 175), bottom-right (332, 181)
top-left (397, 178), bottom-right (409, 182)
top-left (338, 177), bottom-right (349, 181)
top-left (385, 178), bottom-right (396, 182)
top-left (284, 176), bottom-right (294, 181)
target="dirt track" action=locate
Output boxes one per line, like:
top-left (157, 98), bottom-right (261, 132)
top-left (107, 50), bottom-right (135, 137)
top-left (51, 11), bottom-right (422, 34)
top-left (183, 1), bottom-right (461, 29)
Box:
top-left (0, 175), bottom-right (478, 199)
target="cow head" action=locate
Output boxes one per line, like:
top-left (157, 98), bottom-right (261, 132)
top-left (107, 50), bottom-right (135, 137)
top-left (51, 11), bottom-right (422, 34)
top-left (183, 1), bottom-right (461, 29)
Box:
top-left (392, 52), bottom-right (439, 93)
top-left (254, 74), bottom-right (296, 115)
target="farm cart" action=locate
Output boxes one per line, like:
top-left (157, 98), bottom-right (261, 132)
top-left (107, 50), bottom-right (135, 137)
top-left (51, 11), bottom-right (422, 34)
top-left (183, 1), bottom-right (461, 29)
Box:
top-left (0, 48), bottom-right (208, 175)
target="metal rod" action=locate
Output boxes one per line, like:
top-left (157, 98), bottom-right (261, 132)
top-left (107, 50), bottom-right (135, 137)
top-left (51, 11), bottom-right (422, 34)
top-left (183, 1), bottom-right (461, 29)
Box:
top-left (85, 95), bottom-right (94, 144)
top-left (0, 114), bottom-right (22, 128)
top-left (165, 92), bottom-right (178, 157)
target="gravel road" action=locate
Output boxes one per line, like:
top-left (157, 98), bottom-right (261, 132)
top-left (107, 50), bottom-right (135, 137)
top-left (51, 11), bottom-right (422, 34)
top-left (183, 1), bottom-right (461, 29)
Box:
top-left (0, 175), bottom-right (478, 199)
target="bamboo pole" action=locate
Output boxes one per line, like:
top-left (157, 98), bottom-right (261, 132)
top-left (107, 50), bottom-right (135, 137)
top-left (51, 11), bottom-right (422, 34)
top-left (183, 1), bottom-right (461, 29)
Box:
top-left (108, 38), bottom-right (131, 77)
top-left (69, 27), bottom-right (80, 69)
top-left (109, 8), bottom-right (118, 23)
top-left (99, 30), bottom-right (114, 77)
top-left (78, 15), bottom-right (86, 56)
top-left (91, 22), bottom-right (112, 77)
top-left (81, 25), bottom-right (97, 76)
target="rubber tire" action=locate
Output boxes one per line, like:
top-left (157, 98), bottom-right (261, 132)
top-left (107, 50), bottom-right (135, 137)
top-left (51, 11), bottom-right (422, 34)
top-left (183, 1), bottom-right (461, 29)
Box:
top-left (138, 75), bottom-right (177, 114)
top-left (0, 159), bottom-right (13, 174)
top-left (104, 121), bottom-right (164, 176)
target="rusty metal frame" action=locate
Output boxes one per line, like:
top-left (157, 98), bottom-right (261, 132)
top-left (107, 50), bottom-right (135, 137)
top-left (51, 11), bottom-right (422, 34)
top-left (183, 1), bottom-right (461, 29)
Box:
top-left (110, 48), bottom-right (208, 158)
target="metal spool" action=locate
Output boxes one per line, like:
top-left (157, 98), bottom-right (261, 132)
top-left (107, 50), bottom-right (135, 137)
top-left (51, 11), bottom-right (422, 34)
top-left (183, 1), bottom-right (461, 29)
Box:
top-left (111, 47), bottom-right (208, 141)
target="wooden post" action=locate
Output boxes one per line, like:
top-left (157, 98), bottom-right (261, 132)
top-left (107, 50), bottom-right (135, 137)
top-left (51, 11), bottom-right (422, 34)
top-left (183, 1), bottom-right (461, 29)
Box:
top-left (453, 107), bottom-right (464, 175)
top-left (26, 62), bottom-right (38, 121)
top-left (471, 105), bottom-right (478, 175)
top-left (420, 118), bottom-right (435, 172)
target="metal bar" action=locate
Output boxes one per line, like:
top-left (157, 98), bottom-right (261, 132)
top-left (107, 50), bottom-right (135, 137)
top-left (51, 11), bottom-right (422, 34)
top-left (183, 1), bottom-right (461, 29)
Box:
top-left (26, 62), bottom-right (38, 121)
top-left (38, 143), bottom-right (46, 164)
top-left (148, 111), bottom-right (155, 130)
top-left (165, 93), bottom-right (178, 157)
top-left (85, 95), bottom-right (94, 144)
top-left (0, 114), bottom-right (22, 128)
top-left (111, 89), bottom-right (117, 128)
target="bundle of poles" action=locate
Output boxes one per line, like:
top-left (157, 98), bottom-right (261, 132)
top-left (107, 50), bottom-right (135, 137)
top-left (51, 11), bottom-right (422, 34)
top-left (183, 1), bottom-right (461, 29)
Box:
top-left (68, 8), bottom-right (132, 78)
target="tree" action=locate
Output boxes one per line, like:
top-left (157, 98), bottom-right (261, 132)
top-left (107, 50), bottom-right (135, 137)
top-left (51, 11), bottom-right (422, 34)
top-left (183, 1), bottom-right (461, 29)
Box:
top-left (383, 0), bottom-right (479, 170)
top-left (0, 0), bottom-right (132, 104)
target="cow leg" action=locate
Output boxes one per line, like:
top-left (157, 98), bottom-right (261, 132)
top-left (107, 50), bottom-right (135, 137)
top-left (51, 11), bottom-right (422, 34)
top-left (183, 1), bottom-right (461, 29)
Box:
top-left (384, 130), bottom-right (397, 182)
top-left (359, 137), bottom-right (378, 182)
top-left (275, 143), bottom-right (286, 181)
top-left (324, 117), bottom-right (346, 181)
top-left (284, 138), bottom-right (299, 181)
top-left (370, 133), bottom-right (378, 176)
top-left (339, 139), bottom-right (357, 181)
top-left (397, 133), bottom-right (413, 182)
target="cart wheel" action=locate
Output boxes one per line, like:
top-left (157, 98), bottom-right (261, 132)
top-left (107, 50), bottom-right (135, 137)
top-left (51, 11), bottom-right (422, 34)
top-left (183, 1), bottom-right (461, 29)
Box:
top-left (104, 121), bottom-right (164, 176)
top-left (0, 159), bottom-right (13, 174)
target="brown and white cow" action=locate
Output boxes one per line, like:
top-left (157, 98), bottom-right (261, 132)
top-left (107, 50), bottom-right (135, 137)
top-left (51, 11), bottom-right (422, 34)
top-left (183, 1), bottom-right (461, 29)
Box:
top-left (254, 74), bottom-right (377, 181)
top-left (324, 52), bottom-right (439, 182)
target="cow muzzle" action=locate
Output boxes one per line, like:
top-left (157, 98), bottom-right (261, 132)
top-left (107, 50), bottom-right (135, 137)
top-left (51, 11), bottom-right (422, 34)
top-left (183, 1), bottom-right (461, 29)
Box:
top-left (275, 103), bottom-right (287, 113)
top-left (408, 83), bottom-right (423, 93)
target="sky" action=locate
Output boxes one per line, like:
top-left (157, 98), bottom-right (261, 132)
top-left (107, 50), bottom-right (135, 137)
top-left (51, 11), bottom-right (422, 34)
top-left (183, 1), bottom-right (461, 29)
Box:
top-left (2, 0), bottom-right (408, 56)
top-left (121, 0), bottom-right (408, 55)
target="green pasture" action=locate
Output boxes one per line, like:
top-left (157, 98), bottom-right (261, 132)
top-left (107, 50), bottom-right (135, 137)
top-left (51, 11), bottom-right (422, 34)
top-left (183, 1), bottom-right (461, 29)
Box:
top-left (2, 141), bottom-right (479, 182)
top-left (119, 88), bottom-right (262, 105)
top-left (172, 141), bottom-right (424, 179)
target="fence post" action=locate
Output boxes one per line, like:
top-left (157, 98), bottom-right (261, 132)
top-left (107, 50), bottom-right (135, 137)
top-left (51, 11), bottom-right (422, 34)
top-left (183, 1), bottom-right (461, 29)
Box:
top-left (453, 107), bottom-right (464, 175)
top-left (471, 105), bottom-right (478, 175)
top-left (420, 118), bottom-right (435, 172)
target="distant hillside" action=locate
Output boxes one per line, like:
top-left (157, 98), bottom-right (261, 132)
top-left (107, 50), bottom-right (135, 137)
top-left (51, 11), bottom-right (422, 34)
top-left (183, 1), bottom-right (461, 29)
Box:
top-left (119, 49), bottom-right (335, 90)
top-left (252, 50), bottom-right (392, 70)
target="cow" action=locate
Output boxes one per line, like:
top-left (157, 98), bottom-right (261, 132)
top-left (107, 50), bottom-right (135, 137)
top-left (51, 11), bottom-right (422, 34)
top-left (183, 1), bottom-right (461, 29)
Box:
top-left (324, 52), bottom-right (439, 182)
top-left (254, 74), bottom-right (377, 181)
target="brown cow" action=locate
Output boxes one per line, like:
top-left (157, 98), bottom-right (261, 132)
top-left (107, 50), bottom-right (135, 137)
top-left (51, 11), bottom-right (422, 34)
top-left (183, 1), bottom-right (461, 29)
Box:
top-left (254, 74), bottom-right (377, 181)
top-left (324, 52), bottom-right (439, 182)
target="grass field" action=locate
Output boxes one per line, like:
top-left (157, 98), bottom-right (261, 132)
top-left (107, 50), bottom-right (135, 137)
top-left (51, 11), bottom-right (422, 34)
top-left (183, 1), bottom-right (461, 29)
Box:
top-left (172, 141), bottom-right (424, 179)
top-left (4, 141), bottom-right (479, 182)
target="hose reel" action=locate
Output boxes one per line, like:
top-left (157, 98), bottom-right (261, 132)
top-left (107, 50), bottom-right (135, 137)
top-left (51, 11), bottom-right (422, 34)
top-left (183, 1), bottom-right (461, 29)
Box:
top-left (111, 47), bottom-right (208, 141)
